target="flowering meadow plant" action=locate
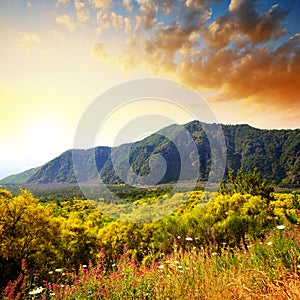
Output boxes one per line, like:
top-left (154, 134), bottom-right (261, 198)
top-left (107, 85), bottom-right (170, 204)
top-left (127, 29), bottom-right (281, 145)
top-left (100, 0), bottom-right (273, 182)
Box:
top-left (2, 223), bottom-right (300, 300)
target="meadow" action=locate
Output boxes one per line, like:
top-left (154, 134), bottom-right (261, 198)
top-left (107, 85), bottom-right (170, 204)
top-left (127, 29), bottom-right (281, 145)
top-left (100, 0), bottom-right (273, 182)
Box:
top-left (1, 171), bottom-right (300, 299)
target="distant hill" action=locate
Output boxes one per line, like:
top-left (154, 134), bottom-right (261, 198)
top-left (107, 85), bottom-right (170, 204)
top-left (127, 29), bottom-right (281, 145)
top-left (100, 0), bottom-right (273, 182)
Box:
top-left (1, 121), bottom-right (299, 187)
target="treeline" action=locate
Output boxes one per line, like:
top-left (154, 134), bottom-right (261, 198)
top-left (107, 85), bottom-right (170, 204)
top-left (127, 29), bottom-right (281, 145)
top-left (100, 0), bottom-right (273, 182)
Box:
top-left (0, 171), bottom-right (299, 291)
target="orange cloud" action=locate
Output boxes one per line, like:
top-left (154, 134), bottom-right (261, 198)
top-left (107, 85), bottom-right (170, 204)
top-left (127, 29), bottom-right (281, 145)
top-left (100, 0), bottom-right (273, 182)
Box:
top-left (79, 0), bottom-right (299, 112)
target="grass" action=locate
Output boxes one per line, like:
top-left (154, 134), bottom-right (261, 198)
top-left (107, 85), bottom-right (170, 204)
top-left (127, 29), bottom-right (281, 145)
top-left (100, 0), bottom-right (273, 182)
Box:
top-left (2, 223), bottom-right (300, 300)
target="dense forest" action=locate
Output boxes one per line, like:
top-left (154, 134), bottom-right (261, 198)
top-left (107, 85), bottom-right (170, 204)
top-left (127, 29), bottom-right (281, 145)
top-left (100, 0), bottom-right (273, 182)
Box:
top-left (1, 121), bottom-right (300, 187)
top-left (1, 170), bottom-right (299, 299)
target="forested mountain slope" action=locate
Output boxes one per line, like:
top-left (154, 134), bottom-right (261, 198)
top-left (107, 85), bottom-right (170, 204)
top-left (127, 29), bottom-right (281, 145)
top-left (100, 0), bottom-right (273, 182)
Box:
top-left (1, 121), bottom-right (299, 187)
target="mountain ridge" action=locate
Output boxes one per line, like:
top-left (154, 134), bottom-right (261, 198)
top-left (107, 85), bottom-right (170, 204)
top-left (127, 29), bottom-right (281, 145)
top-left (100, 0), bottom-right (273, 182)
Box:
top-left (1, 121), bottom-right (299, 187)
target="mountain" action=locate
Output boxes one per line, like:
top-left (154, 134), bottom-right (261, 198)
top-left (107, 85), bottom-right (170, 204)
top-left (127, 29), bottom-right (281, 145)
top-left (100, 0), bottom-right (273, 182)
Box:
top-left (1, 121), bottom-right (299, 187)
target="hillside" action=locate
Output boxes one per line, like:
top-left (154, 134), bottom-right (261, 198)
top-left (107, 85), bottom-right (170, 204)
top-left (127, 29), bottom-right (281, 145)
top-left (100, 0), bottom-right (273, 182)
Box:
top-left (1, 121), bottom-right (299, 187)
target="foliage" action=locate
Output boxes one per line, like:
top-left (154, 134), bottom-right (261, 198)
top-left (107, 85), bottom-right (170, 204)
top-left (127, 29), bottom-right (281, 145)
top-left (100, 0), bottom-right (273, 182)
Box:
top-left (1, 122), bottom-right (300, 187)
top-left (0, 189), bottom-right (61, 287)
top-left (219, 168), bottom-right (274, 200)
top-left (2, 223), bottom-right (300, 299)
top-left (1, 186), bottom-right (300, 297)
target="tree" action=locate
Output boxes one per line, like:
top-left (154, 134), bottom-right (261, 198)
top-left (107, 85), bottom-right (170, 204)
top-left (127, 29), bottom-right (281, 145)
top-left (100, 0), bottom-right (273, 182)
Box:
top-left (0, 189), bottom-right (61, 287)
top-left (219, 168), bottom-right (274, 201)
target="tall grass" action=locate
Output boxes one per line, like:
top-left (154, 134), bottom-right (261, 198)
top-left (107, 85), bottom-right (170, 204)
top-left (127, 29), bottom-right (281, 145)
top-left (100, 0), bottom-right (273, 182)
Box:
top-left (2, 223), bottom-right (300, 300)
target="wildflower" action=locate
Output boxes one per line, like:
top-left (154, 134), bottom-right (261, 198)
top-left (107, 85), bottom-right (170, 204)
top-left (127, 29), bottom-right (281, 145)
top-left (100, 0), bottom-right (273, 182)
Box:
top-left (29, 287), bottom-right (44, 295)
top-left (174, 260), bottom-right (179, 264)
top-left (158, 265), bottom-right (164, 269)
top-left (178, 265), bottom-right (183, 269)
top-left (297, 265), bottom-right (300, 269)
top-left (82, 265), bottom-right (87, 268)
top-left (267, 241), bottom-right (272, 246)
top-left (112, 264), bottom-right (116, 267)
top-left (55, 268), bottom-right (63, 273)
top-left (185, 237), bottom-right (193, 241)
top-left (212, 252), bottom-right (217, 256)
top-left (177, 236), bottom-right (181, 239)
top-left (48, 271), bottom-right (53, 275)
top-left (276, 225), bottom-right (285, 230)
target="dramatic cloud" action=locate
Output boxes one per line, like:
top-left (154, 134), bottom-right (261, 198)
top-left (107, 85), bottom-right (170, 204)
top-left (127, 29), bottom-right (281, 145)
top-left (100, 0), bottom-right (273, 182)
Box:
top-left (56, 0), bottom-right (299, 111)
top-left (56, 14), bottom-right (76, 31)
top-left (228, 0), bottom-right (288, 43)
top-left (179, 35), bottom-right (300, 109)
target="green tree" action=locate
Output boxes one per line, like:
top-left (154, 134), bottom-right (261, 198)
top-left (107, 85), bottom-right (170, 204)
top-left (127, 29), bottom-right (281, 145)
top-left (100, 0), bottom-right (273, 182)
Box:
top-left (220, 168), bottom-right (274, 200)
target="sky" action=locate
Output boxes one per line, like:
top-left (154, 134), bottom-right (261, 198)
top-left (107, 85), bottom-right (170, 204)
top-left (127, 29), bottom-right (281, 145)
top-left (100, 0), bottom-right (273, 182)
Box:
top-left (0, 0), bottom-right (299, 179)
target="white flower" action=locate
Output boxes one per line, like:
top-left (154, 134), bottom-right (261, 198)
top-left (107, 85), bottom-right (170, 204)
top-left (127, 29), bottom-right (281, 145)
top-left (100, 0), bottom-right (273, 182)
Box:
top-left (82, 264), bottom-right (87, 268)
top-left (178, 265), bottom-right (183, 269)
top-left (276, 225), bottom-right (285, 230)
top-left (177, 236), bottom-right (181, 239)
top-left (55, 268), bottom-right (63, 273)
top-left (212, 252), bottom-right (217, 256)
top-left (48, 271), bottom-right (53, 274)
top-left (29, 287), bottom-right (43, 295)
top-left (267, 241), bottom-right (272, 246)
top-left (158, 265), bottom-right (164, 269)
top-left (297, 265), bottom-right (300, 269)
top-left (185, 237), bottom-right (193, 241)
